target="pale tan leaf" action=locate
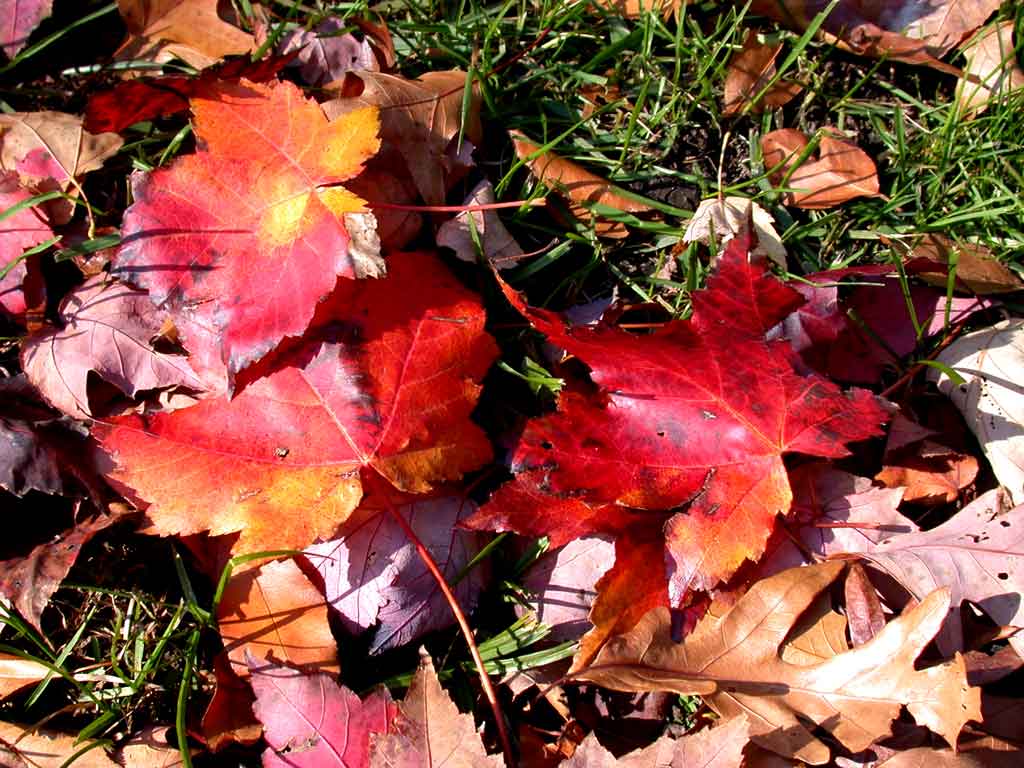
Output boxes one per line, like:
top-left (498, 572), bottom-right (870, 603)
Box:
top-left (370, 649), bottom-right (504, 767)
top-left (438, 180), bottom-right (525, 270)
top-left (0, 722), bottom-right (118, 767)
top-left (683, 196), bottom-right (786, 267)
top-left (930, 320), bottom-right (1024, 505)
top-left (956, 22), bottom-right (1024, 118)
top-left (574, 562), bottom-right (980, 765)
top-left (115, 0), bottom-right (255, 69)
top-left (0, 653), bottom-right (48, 700)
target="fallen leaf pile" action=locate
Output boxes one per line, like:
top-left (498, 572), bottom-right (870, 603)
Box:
top-left (1, 0), bottom-right (1023, 766)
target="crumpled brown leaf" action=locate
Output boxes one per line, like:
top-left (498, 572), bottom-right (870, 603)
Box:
top-left (370, 649), bottom-right (504, 767)
top-left (574, 561), bottom-right (980, 765)
top-left (722, 30), bottom-right (801, 116)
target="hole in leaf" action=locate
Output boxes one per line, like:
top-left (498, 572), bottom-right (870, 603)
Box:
top-left (998, 572), bottom-right (1009, 580)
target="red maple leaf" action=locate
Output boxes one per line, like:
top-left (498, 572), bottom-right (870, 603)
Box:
top-left (95, 251), bottom-right (497, 554)
top-left (466, 238), bottom-right (890, 610)
top-left (113, 78), bottom-right (381, 385)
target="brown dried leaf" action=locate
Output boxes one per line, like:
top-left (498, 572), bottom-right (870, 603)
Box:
top-left (0, 722), bottom-right (118, 767)
top-left (761, 128), bottom-right (879, 209)
top-left (370, 650), bottom-right (504, 767)
top-left (903, 233), bottom-right (1024, 294)
top-left (845, 563), bottom-right (886, 646)
top-left (722, 31), bottom-right (801, 115)
top-left (957, 22), bottom-right (1024, 118)
top-left (115, 0), bottom-right (255, 69)
top-left (559, 715), bottom-right (749, 767)
top-left (510, 131), bottom-right (652, 238)
top-left (876, 441), bottom-right (979, 505)
top-left (324, 70), bottom-right (481, 206)
top-left (779, 590), bottom-right (849, 665)
top-left (574, 562), bottom-right (980, 765)
top-left (216, 559), bottom-right (337, 678)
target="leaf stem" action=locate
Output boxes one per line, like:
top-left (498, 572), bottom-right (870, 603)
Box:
top-left (367, 474), bottom-right (514, 767)
top-left (369, 198), bottom-right (545, 213)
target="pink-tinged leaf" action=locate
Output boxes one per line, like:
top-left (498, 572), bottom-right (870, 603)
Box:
top-left (248, 657), bottom-right (396, 768)
top-left (113, 79), bottom-right (382, 383)
top-left (0, 512), bottom-right (117, 631)
top-left (519, 536), bottom-right (615, 642)
top-left (561, 715), bottom-right (750, 767)
top-left (279, 18), bottom-right (377, 86)
top-left (467, 237), bottom-right (890, 609)
top-left (0, 0), bottom-right (53, 58)
top-left (859, 488), bottom-right (1024, 657)
top-left (22, 276), bottom-right (203, 418)
top-left (304, 493), bottom-right (485, 653)
top-left (95, 251), bottom-right (496, 555)
top-left (790, 464), bottom-right (917, 556)
top-left (844, 563), bottom-right (886, 647)
top-left (370, 649), bottom-right (504, 767)
top-left (0, 171), bottom-right (52, 316)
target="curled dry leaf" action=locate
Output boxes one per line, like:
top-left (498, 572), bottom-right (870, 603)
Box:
top-left (324, 70), bottom-right (481, 206)
top-left (216, 559), bottom-right (337, 677)
top-left (683, 196), bottom-right (786, 267)
top-left (902, 233), bottom-right (1024, 295)
top-left (249, 657), bottom-right (395, 768)
top-left (574, 561), bottom-right (981, 765)
top-left (437, 180), bottom-right (525, 270)
top-left (875, 440), bottom-right (979, 505)
top-left (370, 649), bottom-right (504, 767)
top-left (0, 0), bottom-right (54, 58)
top-left (304, 493), bottom-right (486, 653)
top-left (957, 22), bottom-right (1024, 118)
top-left (22, 276), bottom-right (203, 418)
top-left (115, 0), bottom-right (255, 69)
top-left (509, 131), bottom-right (653, 239)
top-left (560, 715), bottom-right (749, 767)
top-left (930, 319), bottom-right (1024, 505)
top-left (858, 488), bottom-right (1024, 658)
top-left (722, 31), bottom-right (801, 116)
top-left (761, 128), bottom-right (879, 209)
top-left (844, 562), bottom-right (886, 647)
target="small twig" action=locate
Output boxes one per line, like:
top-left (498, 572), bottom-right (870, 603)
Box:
top-left (367, 474), bottom-right (514, 767)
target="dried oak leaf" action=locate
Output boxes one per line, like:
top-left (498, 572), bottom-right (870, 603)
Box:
top-left (324, 70), bottom-right (481, 207)
top-left (304, 492), bottom-right (485, 653)
top-left (761, 128), bottom-right (879, 209)
top-left (560, 715), bottom-right (749, 767)
top-left (95, 251), bottom-right (497, 555)
top-left (249, 657), bottom-right (396, 768)
top-left (370, 649), bottom-right (504, 767)
top-left (465, 237), bottom-right (888, 610)
top-left (217, 559), bottom-right (337, 677)
top-left (722, 30), bottom-right (801, 116)
top-left (113, 78), bottom-right (382, 384)
top-left (0, 0), bottom-right (53, 58)
top-left (859, 488), bottom-right (1024, 658)
top-left (509, 131), bottom-right (652, 239)
top-left (574, 561), bottom-right (981, 765)
top-left (115, 0), bottom-right (255, 69)
top-left (930, 319), bottom-right (1024, 505)
top-left (22, 276), bottom-right (203, 418)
